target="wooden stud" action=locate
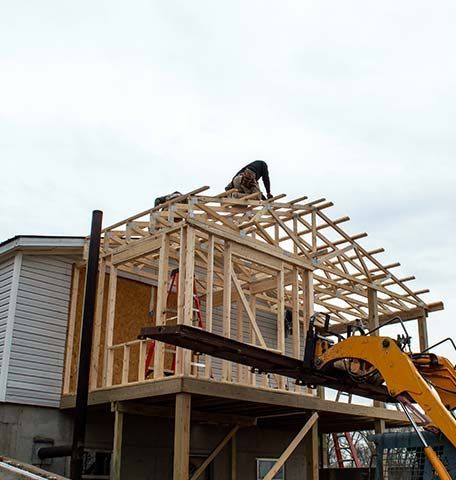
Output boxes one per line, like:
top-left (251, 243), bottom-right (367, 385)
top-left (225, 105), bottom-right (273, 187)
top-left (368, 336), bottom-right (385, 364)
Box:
top-left (176, 226), bottom-right (187, 375)
top-left (104, 263), bottom-right (118, 387)
top-left (90, 259), bottom-right (106, 390)
top-left (205, 235), bottom-right (215, 379)
top-left (277, 267), bottom-right (285, 390)
top-left (63, 265), bottom-right (80, 395)
top-left (153, 234), bottom-right (170, 379)
top-left (121, 345), bottom-right (130, 384)
top-left (173, 393), bottom-right (191, 480)
top-left (223, 241), bottom-right (233, 381)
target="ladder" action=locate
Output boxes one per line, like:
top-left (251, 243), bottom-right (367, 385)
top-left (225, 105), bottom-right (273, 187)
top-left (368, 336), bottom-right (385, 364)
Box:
top-left (332, 432), bottom-right (361, 468)
top-left (331, 391), bottom-right (361, 468)
top-left (144, 268), bottom-right (204, 377)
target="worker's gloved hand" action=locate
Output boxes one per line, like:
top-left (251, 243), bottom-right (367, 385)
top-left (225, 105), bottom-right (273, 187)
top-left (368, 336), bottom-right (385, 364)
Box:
top-left (267, 193), bottom-right (273, 199)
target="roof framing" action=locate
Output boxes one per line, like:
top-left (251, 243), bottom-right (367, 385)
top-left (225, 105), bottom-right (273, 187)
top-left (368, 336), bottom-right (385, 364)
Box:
top-left (94, 186), bottom-right (443, 326)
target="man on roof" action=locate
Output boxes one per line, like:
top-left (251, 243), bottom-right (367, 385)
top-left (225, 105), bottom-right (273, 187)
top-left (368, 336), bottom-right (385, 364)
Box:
top-left (225, 160), bottom-right (273, 200)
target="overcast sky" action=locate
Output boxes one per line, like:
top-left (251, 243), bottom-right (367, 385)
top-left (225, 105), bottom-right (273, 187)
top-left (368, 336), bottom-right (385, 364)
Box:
top-left (1, 1), bottom-right (455, 359)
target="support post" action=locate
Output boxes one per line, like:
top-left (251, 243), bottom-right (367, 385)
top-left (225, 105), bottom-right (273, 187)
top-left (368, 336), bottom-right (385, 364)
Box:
top-left (205, 235), bottom-right (214, 379)
top-left (223, 241), bottom-right (232, 381)
top-left (71, 210), bottom-right (103, 480)
top-left (153, 234), bottom-right (170, 379)
top-left (182, 227), bottom-right (195, 376)
top-left (368, 287), bottom-right (386, 433)
top-left (174, 393), bottom-right (191, 480)
top-left (418, 313), bottom-right (429, 351)
top-left (63, 265), bottom-right (80, 395)
top-left (111, 403), bottom-right (124, 480)
top-left (277, 267), bottom-right (285, 389)
top-left (90, 258), bottom-right (106, 389)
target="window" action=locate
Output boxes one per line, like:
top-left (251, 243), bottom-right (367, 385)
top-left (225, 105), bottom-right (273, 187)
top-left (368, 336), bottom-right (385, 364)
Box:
top-left (256, 458), bottom-right (285, 480)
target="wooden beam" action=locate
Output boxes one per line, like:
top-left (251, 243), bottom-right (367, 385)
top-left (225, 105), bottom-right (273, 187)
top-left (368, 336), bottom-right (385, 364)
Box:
top-left (329, 301), bottom-right (444, 335)
top-left (190, 425), bottom-right (240, 480)
top-left (187, 218), bottom-right (314, 271)
top-left (115, 401), bottom-right (256, 426)
top-left (263, 413), bottom-right (319, 480)
top-left (110, 236), bottom-right (162, 265)
top-left (173, 393), bottom-right (191, 480)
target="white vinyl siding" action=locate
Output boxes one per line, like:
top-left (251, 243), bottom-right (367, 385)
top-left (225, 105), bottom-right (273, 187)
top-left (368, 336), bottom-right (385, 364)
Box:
top-left (5, 255), bottom-right (74, 407)
top-left (0, 257), bottom-right (15, 385)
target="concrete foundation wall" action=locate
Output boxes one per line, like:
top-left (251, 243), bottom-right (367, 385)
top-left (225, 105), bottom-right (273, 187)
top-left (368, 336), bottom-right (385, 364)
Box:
top-left (0, 403), bottom-right (72, 477)
top-left (1, 402), bottom-right (316, 479)
top-left (84, 409), bottom-right (313, 480)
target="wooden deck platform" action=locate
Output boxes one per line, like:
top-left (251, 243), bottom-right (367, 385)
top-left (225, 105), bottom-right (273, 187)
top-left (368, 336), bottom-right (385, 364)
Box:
top-left (60, 376), bottom-right (407, 433)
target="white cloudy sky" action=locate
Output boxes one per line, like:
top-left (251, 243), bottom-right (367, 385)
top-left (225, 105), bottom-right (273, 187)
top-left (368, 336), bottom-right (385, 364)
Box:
top-left (1, 2), bottom-right (455, 359)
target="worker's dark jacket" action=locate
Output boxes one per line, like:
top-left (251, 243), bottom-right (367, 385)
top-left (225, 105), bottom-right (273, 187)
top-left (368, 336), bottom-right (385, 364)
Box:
top-left (232, 161), bottom-right (271, 195)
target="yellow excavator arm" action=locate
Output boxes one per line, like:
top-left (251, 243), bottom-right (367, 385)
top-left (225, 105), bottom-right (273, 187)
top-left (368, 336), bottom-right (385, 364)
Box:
top-left (314, 335), bottom-right (456, 480)
top-left (315, 335), bottom-right (456, 447)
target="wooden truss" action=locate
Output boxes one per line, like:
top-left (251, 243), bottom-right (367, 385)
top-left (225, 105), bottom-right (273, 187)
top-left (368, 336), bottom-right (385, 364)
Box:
top-left (96, 185), bottom-right (442, 328)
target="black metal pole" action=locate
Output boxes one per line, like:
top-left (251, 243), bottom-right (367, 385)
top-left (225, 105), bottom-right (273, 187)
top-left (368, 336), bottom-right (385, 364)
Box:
top-left (70, 210), bottom-right (103, 480)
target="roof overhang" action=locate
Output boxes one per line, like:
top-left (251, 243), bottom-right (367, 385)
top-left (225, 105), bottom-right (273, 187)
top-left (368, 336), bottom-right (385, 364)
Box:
top-left (0, 235), bottom-right (85, 259)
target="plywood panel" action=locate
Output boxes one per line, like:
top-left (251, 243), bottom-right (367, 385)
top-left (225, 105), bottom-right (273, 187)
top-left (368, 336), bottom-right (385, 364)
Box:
top-left (68, 270), bottom-right (156, 392)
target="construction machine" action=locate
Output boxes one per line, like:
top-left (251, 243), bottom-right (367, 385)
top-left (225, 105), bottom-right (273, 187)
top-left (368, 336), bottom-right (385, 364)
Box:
top-left (140, 314), bottom-right (456, 479)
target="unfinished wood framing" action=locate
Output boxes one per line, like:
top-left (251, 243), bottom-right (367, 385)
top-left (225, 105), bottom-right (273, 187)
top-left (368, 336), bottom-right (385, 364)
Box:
top-left (62, 186), bottom-right (443, 448)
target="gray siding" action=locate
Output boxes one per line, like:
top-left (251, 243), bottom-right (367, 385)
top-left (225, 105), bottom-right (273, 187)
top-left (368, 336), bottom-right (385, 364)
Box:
top-left (0, 257), bottom-right (15, 370)
top-left (5, 255), bottom-right (74, 407)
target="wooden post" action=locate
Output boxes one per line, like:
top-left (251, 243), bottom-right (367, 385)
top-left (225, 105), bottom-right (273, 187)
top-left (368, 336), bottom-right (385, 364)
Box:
top-left (236, 298), bottom-right (244, 383)
top-left (308, 422), bottom-right (320, 480)
top-left (302, 270), bottom-right (314, 331)
top-left (63, 265), bottom-right (80, 395)
top-left (231, 431), bottom-right (237, 480)
top-left (263, 413), bottom-right (319, 480)
top-left (173, 393), bottom-right (191, 480)
top-left (277, 267), bottom-right (285, 390)
top-left (292, 267), bottom-right (301, 392)
top-left (153, 234), bottom-right (170, 379)
top-left (176, 227), bottom-right (187, 375)
top-left (368, 287), bottom-right (385, 433)
top-left (104, 263), bottom-right (118, 387)
top-left (249, 293), bottom-right (257, 386)
top-left (90, 259), bottom-right (106, 390)
top-left (418, 313), bottom-right (429, 351)
top-left (182, 227), bottom-right (196, 376)
top-left (111, 404), bottom-right (124, 480)
top-left (223, 241), bottom-right (232, 382)
top-left (205, 235), bottom-right (214, 379)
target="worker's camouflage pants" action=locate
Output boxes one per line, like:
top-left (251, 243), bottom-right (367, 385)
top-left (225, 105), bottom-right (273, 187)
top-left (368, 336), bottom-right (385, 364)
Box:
top-left (226, 174), bottom-right (261, 196)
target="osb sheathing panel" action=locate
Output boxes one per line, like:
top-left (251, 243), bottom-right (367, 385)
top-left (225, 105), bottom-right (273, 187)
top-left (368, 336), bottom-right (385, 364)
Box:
top-left (67, 270), bottom-right (156, 393)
